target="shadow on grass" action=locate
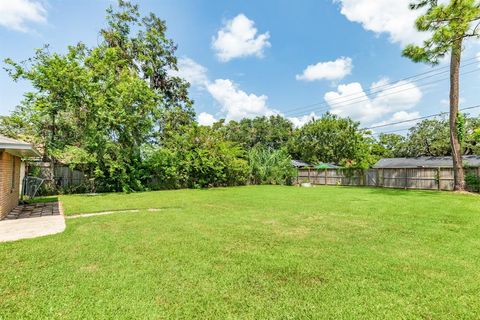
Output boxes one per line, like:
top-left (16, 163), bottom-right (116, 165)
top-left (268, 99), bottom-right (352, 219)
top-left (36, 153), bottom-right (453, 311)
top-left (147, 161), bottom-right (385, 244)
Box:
top-left (362, 186), bottom-right (449, 197)
top-left (27, 196), bottom-right (59, 204)
top-left (319, 185), bottom-right (447, 197)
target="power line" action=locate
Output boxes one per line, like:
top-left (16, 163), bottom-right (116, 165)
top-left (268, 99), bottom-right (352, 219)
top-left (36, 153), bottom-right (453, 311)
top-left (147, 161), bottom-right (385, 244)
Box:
top-left (283, 56), bottom-right (480, 117)
top-left (285, 67), bottom-right (480, 117)
top-left (372, 128), bottom-right (410, 136)
top-left (365, 104), bottom-right (480, 134)
top-left (284, 56), bottom-right (478, 116)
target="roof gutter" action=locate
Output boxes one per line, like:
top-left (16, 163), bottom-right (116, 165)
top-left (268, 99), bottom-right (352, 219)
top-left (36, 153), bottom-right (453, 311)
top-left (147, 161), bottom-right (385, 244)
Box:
top-left (0, 144), bottom-right (41, 158)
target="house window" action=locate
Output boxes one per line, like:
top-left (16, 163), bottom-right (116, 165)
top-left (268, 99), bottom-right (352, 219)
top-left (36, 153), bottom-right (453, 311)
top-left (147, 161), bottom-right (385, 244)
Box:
top-left (11, 157), bottom-right (16, 191)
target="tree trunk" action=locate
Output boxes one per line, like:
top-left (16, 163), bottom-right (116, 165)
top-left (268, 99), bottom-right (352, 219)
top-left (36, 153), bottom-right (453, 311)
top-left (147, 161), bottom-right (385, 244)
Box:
top-left (450, 40), bottom-right (465, 191)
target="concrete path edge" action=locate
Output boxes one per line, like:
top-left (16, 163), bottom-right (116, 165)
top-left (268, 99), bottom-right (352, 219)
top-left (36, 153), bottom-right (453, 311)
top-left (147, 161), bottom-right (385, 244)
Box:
top-left (0, 202), bottom-right (66, 243)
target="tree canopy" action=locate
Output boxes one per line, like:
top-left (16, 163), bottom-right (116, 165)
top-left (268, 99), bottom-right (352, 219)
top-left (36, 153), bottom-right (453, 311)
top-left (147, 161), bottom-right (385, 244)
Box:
top-left (1, 0), bottom-right (480, 193)
top-left (2, 0), bottom-right (193, 191)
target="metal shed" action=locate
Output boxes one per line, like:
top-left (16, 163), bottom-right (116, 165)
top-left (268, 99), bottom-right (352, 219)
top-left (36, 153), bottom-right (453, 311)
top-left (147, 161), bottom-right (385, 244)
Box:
top-left (291, 160), bottom-right (313, 168)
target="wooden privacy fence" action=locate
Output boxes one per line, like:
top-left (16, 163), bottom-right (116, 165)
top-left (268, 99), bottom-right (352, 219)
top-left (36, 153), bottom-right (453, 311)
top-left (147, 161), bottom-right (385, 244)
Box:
top-left (296, 167), bottom-right (480, 191)
top-left (28, 162), bottom-right (88, 192)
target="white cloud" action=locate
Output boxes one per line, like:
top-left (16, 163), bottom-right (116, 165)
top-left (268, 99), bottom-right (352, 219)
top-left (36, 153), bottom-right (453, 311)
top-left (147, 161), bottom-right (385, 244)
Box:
top-left (212, 13), bottom-right (271, 62)
top-left (197, 112), bottom-right (217, 126)
top-left (370, 111), bottom-right (421, 130)
top-left (296, 57), bottom-right (353, 81)
top-left (178, 57), bottom-right (319, 125)
top-left (173, 57), bottom-right (278, 121)
top-left (168, 57), bottom-right (208, 87)
top-left (206, 79), bottom-right (278, 121)
top-left (335, 0), bottom-right (427, 46)
top-left (0, 0), bottom-right (46, 32)
top-left (373, 80), bottom-right (422, 111)
top-left (324, 80), bottom-right (422, 124)
top-left (288, 112), bottom-right (318, 128)
top-left (370, 77), bottom-right (390, 90)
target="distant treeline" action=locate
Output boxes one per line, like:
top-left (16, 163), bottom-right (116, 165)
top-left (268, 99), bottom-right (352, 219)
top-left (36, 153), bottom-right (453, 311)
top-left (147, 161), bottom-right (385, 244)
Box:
top-left (1, 1), bottom-right (479, 193)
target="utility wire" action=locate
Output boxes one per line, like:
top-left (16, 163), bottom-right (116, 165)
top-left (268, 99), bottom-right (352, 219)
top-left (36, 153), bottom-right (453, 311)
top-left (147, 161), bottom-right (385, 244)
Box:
top-left (365, 104), bottom-right (480, 135)
top-left (283, 56), bottom-right (479, 117)
top-left (285, 67), bottom-right (480, 117)
top-left (284, 56), bottom-right (478, 115)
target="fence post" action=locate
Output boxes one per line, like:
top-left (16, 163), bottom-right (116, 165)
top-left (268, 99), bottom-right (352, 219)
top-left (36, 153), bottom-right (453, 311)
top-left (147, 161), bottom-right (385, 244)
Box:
top-left (308, 168), bottom-right (310, 183)
top-left (324, 168), bottom-right (327, 185)
top-left (404, 168), bottom-right (408, 189)
top-left (381, 169), bottom-right (384, 187)
top-left (477, 167), bottom-right (480, 192)
top-left (437, 167), bottom-right (441, 191)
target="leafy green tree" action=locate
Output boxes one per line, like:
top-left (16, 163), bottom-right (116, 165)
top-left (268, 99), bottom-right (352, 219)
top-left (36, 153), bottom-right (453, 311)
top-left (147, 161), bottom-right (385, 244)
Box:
top-left (405, 118), bottom-right (451, 156)
top-left (403, 0), bottom-right (480, 190)
top-left (4, 45), bottom-right (90, 161)
top-left (3, 1), bottom-right (193, 192)
top-left (143, 126), bottom-right (249, 189)
top-left (289, 113), bottom-right (374, 168)
top-left (216, 115), bottom-right (294, 150)
top-left (373, 133), bottom-right (408, 158)
top-left (464, 116), bottom-right (480, 154)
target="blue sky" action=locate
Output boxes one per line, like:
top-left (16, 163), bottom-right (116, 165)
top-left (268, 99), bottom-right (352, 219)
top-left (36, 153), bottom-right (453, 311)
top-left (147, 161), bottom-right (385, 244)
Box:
top-left (1, 0), bottom-right (480, 133)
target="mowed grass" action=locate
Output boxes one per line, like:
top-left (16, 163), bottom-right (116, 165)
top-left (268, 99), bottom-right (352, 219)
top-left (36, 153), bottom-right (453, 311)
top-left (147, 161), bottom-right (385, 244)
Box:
top-left (1, 186), bottom-right (480, 319)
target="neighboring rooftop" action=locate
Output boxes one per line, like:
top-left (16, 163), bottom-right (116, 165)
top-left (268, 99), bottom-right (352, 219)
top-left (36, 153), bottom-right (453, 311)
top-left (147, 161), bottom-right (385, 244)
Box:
top-left (0, 135), bottom-right (40, 158)
top-left (374, 156), bottom-right (480, 168)
top-left (291, 160), bottom-right (313, 168)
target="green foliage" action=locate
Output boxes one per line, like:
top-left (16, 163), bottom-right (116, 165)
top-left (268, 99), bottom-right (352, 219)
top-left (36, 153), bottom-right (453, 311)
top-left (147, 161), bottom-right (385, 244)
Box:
top-left (3, 1), bottom-right (193, 192)
top-left (406, 118), bottom-right (451, 156)
top-left (248, 146), bottom-right (296, 185)
top-left (215, 115), bottom-right (294, 150)
top-left (4, 1), bottom-right (480, 194)
top-left (143, 126), bottom-right (249, 189)
top-left (142, 147), bottom-right (180, 189)
top-left (403, 0), bottom-right (480, 190)
top-left (465, 173), bottom-right (480, 191)
top-left (373, 133), bottom-right (408, 158)
top-left (456, 112), bottom-right (466, 143)
top-left (403, 0), bottom-right (480, 64)
top-left (290, 113), bottom-right (375, 168)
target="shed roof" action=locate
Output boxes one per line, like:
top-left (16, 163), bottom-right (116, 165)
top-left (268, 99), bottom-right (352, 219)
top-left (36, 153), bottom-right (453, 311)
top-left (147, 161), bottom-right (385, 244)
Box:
top-left (0, 135), bottom-right (40, 158)
top-left (314, 162), bottom-right (340, 169)
top-left (291, 160), bottom-right (312, 168)
top-left (373, 156), bottom-right (480, 168)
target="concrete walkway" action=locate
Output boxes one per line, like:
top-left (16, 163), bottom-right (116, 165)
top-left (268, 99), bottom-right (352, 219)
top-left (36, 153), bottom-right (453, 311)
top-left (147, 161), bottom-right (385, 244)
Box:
top-left (67, 207), bottom-right (164, 219)
top-left (0, 202), bottom-right (65, 242)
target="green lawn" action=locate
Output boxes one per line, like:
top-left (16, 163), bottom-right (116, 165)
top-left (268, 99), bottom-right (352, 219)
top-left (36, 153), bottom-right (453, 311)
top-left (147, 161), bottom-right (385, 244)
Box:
top-left (1, 186), bottom-right (480, 319)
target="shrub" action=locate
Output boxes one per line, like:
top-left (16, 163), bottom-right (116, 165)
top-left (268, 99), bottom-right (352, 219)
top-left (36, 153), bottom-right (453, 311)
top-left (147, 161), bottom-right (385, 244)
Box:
top-left (248, 146), bottom-right (295, 185)
top-left (143, 126), bottom-right (249, 189)
top-left (465, 173), bottom-right (480, 192)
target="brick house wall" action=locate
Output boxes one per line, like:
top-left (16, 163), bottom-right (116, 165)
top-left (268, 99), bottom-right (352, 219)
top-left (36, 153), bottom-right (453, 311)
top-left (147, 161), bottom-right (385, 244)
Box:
top-left (0, 151), bottom-right (21, 219)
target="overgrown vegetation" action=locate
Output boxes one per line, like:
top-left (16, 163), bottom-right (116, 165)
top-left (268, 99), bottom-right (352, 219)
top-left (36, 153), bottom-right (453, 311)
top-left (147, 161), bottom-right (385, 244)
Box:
top-left (248, 146), bottom-right (295, 185)
top-left (1, 1), bottom-right (479, 193)
top-left (143, 126), bottom-right (249, 189)
top-left (466, 173), bottom-right (480, 192)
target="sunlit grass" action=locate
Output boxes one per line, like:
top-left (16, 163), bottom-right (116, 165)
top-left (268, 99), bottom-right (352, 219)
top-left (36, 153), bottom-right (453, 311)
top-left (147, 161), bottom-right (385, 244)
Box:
top-left (1, 186), bottom-right (479, 319)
